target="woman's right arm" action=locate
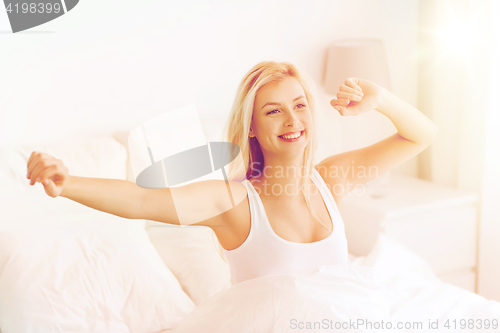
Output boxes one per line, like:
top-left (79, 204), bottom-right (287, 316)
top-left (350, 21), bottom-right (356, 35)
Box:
top-left (26, 151), bottom-right (246, 228)
top-left (60, 176), bottom-right (145, 221)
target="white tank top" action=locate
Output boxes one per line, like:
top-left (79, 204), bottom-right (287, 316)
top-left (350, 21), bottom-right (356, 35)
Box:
top-left (222, 168), bottom-right (349, 285)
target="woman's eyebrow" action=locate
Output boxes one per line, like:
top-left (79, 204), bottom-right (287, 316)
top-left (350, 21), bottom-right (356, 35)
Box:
top-left (261, 95), bottom-right (306, 110)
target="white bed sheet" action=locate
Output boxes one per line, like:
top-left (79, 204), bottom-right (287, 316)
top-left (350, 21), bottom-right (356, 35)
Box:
top-left (166, 235), bottom-right (500, 333)
top-left (0, 185), bottom-right (196, 333)
top-left (1, 185), bottom-right (498, 333)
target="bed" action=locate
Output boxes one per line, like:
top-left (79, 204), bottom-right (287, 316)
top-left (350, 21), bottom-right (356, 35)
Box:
top-left (1, 132), bottom-right (499, 333)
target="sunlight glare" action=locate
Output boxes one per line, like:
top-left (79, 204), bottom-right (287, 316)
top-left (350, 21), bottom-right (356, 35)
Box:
top-left (438, 15), bottom-right (481, 58)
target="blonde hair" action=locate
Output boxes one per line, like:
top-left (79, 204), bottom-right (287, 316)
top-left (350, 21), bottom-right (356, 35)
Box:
top-left (212, 61), bottom-right (326, 265)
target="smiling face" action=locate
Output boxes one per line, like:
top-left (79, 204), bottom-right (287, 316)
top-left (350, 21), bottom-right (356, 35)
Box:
top-left (250, 76), bottom-right (312, 158)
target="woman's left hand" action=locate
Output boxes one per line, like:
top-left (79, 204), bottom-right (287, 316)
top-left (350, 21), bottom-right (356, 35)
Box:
top-left (330, 78), bottom-right (384, 116)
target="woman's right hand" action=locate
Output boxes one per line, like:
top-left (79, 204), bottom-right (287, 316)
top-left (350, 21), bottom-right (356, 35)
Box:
top-left (26, 151), bottom-right (69, 198)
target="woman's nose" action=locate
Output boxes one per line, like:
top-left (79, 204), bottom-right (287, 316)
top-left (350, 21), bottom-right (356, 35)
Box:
top-left (284, 110), bottom-right (300, 127)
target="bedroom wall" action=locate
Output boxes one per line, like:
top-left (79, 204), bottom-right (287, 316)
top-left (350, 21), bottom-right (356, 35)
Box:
top-left (417, 0), bottom-right (500, 301)
top-left (0, 0), bottom-right (420, 175)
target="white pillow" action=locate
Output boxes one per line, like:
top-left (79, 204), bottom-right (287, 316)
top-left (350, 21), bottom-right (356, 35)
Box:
top-left (355, 233), bottom-right (440, 286)
top-left (147, 224), bottom-right (232, 306)
top-left (112, 130), bottom-right (136, 183)
top-left (0, 136), bottom-right (128, 191)
top-left (0, 215), bottom-right (195, 333)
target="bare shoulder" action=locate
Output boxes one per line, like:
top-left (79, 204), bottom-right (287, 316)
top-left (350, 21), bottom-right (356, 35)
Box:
top-left (224, 180), bottom-right (249, 224)
top-left (185, 178), bottom-right (248, 213)
top-left (179, 178), bottom-right (246, 195)
top-left (140, 177), bottom-right (249, 231)
top-left (221, 179), bottom-right (248, 211)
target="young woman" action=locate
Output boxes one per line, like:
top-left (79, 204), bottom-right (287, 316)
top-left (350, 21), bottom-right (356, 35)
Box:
top-left (26, 61), bottom-right (437, 286)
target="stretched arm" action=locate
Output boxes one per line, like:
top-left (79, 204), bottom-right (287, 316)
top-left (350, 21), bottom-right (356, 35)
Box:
top-left (372, 87), bottom-right (437, 144)
top-left (26, 151), bottom-right (243, 227)
top-left (319, 78), bottom-right (437, 195)
top-left (26, 151), bottom-right (151, 219)
top-left (60, 176), bottom-right (145, 220)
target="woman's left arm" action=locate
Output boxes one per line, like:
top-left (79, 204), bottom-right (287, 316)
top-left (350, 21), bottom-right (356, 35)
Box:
top-left (316, 78), bottom-right (438, 196)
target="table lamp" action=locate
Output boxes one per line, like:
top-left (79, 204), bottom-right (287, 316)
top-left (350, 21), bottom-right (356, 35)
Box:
top-left (323, 38), bottom-right (391, 93)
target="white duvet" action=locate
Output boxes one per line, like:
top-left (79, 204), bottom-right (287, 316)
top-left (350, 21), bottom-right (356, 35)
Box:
top-left (170, 235), bottom-right (500, 333)
top-left (1, 183), bottom-right (499, 333)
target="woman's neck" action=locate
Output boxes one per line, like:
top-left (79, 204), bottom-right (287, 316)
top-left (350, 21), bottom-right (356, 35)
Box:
top-left (250, 157), bottom-right (312, 201)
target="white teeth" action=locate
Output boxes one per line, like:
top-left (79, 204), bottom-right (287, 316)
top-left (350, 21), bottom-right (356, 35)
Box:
top-left (280, 131), bottom-right (302, 139)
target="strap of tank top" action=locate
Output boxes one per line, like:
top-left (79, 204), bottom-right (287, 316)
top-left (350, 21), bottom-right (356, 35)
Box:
top-left (240, 179), bottom-right (264, 230)
top-left (311, 168), bottom-right (341, 219)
